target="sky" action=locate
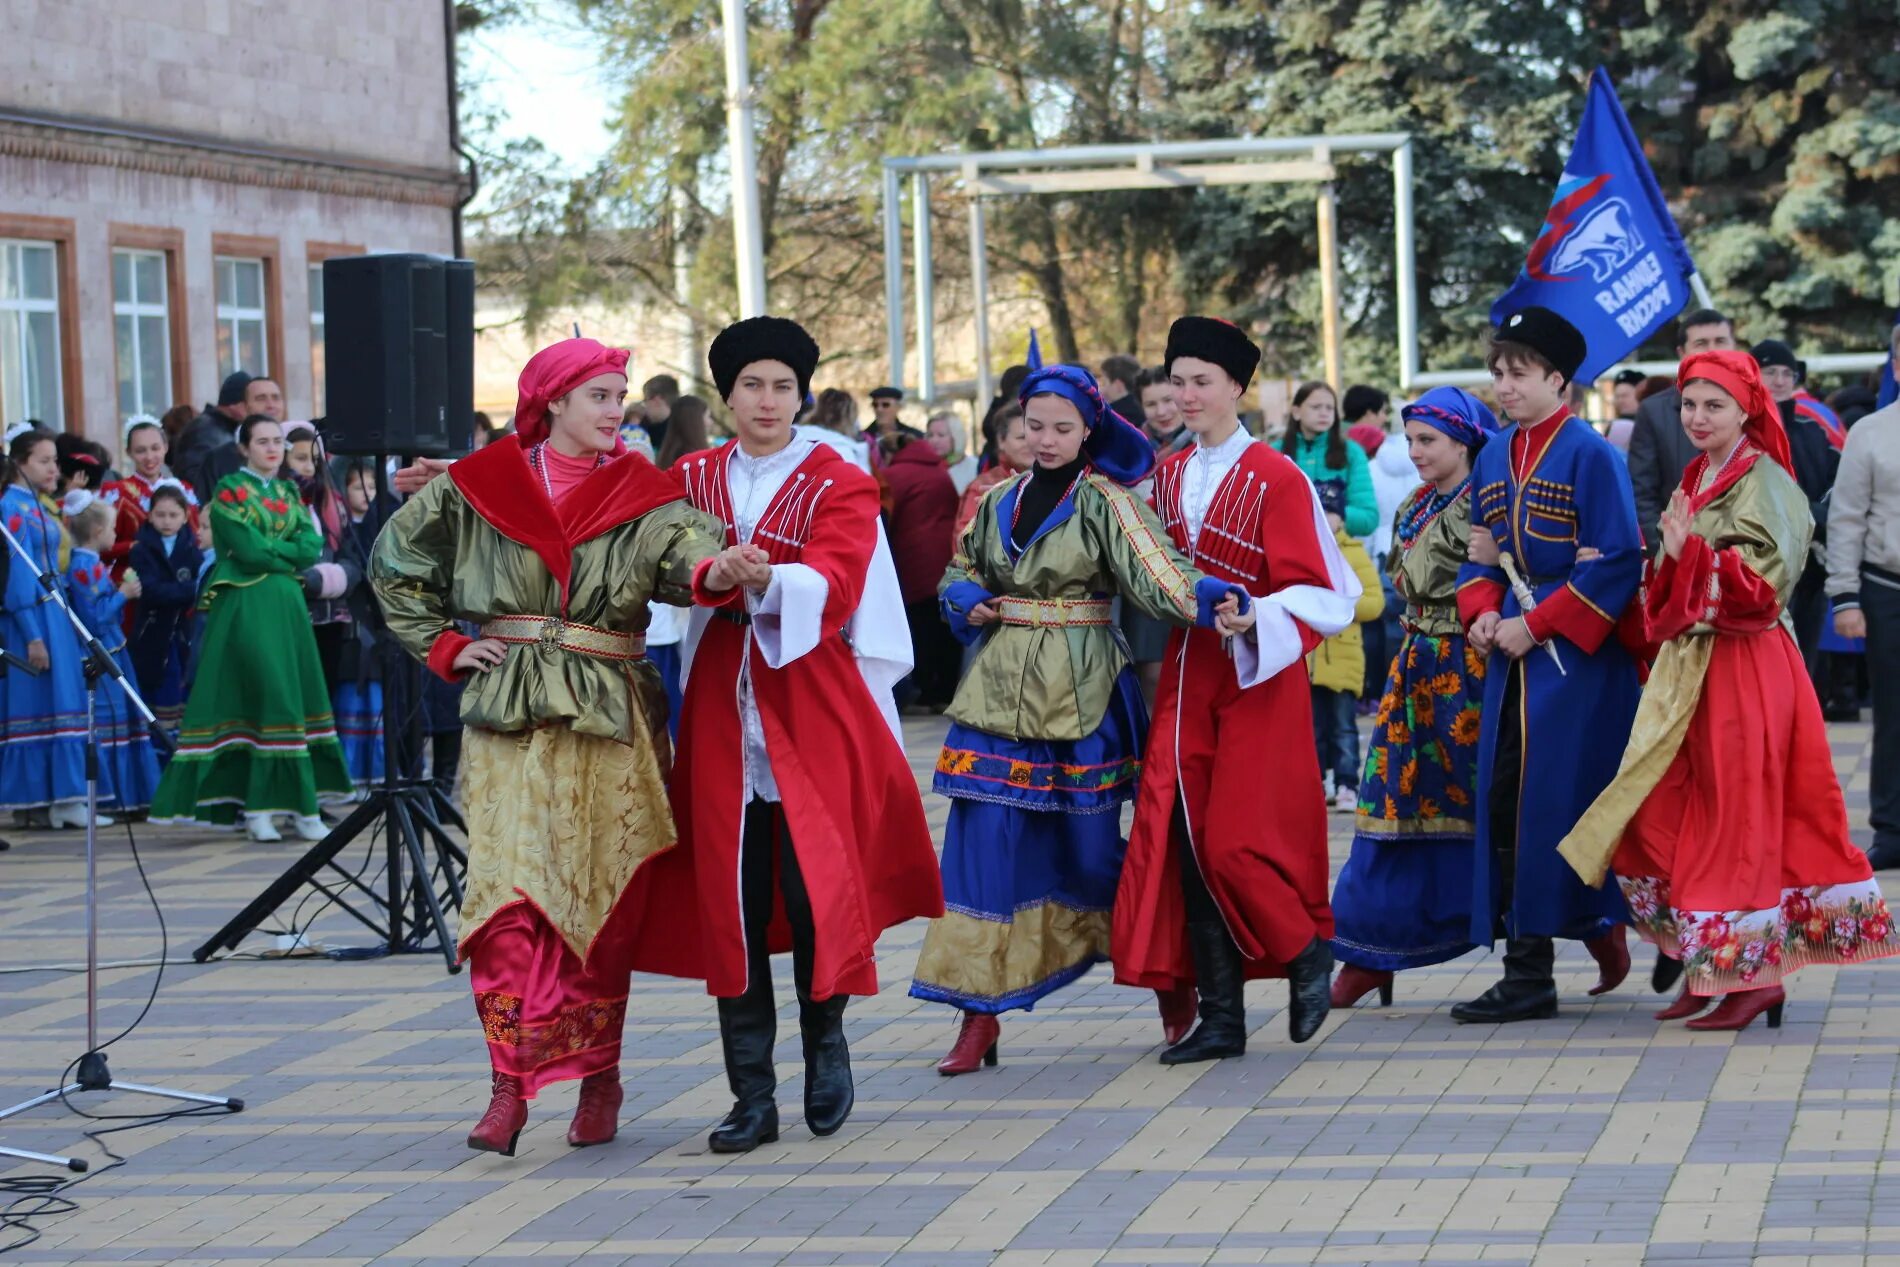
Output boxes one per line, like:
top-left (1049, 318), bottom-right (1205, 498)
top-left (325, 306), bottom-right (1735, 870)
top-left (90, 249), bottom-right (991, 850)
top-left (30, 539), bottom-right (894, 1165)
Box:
top-left (463, 17), bottom-right (618, 184)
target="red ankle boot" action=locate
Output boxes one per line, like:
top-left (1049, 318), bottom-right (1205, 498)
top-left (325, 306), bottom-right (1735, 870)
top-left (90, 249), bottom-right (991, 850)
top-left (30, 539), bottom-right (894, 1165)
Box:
top-left (1653, 984), bottom-right (1710, 1021)
top-left (468, 1072), bottom-right (527, 1156)
top-left (1584, 926), bottom-right (1630, 996)
top-left (936, 1012), bottom-right (1000, 1076)
top-left (1157, 985), bottom-right (1196, 1046)
top-left (1684, 985), bottom-right (1784, 1031)
top-left (1331, 964), bottom-right (1395, 1009)
top-left (567, 1069), bottom-right (622, 1147)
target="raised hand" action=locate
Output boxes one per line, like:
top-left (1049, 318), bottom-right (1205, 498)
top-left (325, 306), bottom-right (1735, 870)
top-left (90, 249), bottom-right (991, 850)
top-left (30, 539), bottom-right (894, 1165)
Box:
top-left (1660, 489), bottom-right (1692, 562)
top-left (394, 457), bottom-right (453, 495)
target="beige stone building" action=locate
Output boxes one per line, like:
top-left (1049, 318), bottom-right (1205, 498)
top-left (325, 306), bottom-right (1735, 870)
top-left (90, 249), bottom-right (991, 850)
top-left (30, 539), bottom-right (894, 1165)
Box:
top-left (1, 0), bottom-right (461, 446)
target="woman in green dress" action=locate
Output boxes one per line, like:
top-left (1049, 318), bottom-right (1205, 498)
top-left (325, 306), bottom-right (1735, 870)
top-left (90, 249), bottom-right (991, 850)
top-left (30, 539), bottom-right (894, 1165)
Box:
top-left (152, 417), bottom-right (352, 840)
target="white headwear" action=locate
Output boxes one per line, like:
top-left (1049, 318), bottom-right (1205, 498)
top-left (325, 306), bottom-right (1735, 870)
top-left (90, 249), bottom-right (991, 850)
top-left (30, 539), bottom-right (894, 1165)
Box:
top-left (4, 421), bottom-right (35, 447)
top-left (61, 489), bottom-right (97, 518)
top-left (121, 414), bottom-right (162, 446)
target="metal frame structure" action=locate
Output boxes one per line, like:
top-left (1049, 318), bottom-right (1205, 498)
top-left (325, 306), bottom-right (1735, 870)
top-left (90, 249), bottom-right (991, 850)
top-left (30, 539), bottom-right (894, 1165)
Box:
top-left (881, 135), bottom-right (1418, 403)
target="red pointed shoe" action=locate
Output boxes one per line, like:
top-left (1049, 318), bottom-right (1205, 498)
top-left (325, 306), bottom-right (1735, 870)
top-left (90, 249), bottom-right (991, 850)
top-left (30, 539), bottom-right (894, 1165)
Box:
top-left (1684, 986), bottom-right (1784, 1032)
top-left (1585, 927), bottom-right (1630, 996)
top-left (567, 1069), bottom-right (622, 1147)
top-left (936, 1012), bottom-right (1000, 1076)
top-left (1331, 964), bottom-right (1395, 1009)
top-left (468, 1072), bottom-right (527, 1156)
top-left (1157, 986), bottom-right (1197, 1046)
top-left (1654, 985), bottom-right (1712, 1021)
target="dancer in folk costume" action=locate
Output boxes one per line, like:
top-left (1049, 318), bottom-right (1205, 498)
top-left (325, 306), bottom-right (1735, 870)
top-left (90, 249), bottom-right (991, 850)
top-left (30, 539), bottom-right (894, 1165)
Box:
top-left (1452, 307), bottom-right (1642, 1023)
top-left (2, 428), bottom-right (103, 827)
top-left (151, 417), bottom-right (353, 841)
top-left (62, 492), bottom-right (162, 812)
top-left (1114, 318), bottom-right (1363, 1061)
top-left (624, 317), bottom-right (943, 1154)
top-left (372, 338), bottom-right (730, 1155)
top-left (910, 363), bottom-right (1253, 1076)
top-left (1559, 351), bottom-right (1900, 1030)
top-left (103, 417), bottom-right (201, 582)
top-left (1330, 389), bottom-right (1497, 1008)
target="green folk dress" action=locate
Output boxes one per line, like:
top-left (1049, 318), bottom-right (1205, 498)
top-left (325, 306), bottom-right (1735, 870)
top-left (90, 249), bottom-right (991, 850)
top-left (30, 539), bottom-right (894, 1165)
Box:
top-left (151, 468), bottom-right (351, 823)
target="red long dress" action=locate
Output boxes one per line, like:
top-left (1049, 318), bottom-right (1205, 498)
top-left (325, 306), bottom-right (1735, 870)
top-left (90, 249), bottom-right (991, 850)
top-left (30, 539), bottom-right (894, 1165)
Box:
top-left (1561, 442), bottom-right (1899, 994)
top-left (1114, 436), bottom-right (1360, 987)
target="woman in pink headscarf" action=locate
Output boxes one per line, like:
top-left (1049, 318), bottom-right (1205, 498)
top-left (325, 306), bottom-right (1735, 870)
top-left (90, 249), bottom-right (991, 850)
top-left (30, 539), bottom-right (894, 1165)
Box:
top-left (370, 339), bottom-right (734, 1154)
top-left (1560, 350), bottom-right (1900, 1032)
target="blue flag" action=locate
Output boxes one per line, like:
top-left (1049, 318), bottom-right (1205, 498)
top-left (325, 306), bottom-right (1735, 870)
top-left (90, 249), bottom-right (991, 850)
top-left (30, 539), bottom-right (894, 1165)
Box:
top-left (1492, 68), bottom-right (1699, 384)
top-left (1026, 327), bottom-right (1043, 371)
top-left (1879, 308), bottom-right (1898, 410)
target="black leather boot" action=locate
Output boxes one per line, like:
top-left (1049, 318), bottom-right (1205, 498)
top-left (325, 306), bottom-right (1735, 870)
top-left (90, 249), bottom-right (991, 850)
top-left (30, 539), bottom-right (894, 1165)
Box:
top-left (798, 993), bottom-right (853, 1137)
top-left (1450, 936), bottom-right (1558, 1023)
top-left (1284, 936), bottom-right (1334, 1044)
top-left (708, 987), bottom-right (780, 1153)
top-left (1160, 921), bottom-right (1248, 1064)
top-left (1652, 951), bottom-right (1684, 994)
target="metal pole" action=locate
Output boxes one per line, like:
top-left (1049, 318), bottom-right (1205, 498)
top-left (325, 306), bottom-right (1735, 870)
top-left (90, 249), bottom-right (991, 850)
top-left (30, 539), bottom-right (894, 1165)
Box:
top-left (1315, 150), bottom-right (1343, 389)
top-left (671, 184), bottom-right (699, 390)
top-left (968, 195), bottom-right (993, 411)
top-left (1689, 272), bottom-right (1716, 310)
top-left (911, 171), bottom-right (935, 403)
top-left (721, 0), bottom-right (767, 317)
top-left (882, 165), bottom-right (905, 392)
top-left (1393, 140), bottom-right (1419, 390)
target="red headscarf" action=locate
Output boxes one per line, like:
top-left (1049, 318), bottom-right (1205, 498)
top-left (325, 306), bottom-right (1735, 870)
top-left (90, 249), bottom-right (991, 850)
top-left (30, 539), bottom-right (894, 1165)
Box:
top-left (512, 338), bottom-right (631, 445)
top-left (1676, 349), bottom-right (1795, 477)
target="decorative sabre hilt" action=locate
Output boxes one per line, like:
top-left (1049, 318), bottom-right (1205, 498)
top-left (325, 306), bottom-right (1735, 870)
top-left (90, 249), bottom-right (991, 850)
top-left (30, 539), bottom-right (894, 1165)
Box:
top-left (1497, 550), bottom-right (1566, 676)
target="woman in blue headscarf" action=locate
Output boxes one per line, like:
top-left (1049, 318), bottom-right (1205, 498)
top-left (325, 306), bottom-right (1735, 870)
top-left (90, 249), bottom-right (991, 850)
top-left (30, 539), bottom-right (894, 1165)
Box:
top-left (1330, 388), bottom-right (1498, 1008)
top-left (909, 364), bottom-right (1252, 1073)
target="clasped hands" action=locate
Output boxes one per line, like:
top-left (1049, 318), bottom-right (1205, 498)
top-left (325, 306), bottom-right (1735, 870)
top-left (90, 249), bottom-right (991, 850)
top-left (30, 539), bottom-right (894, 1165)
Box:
top-left (703, 543), bottom-right (772, 594)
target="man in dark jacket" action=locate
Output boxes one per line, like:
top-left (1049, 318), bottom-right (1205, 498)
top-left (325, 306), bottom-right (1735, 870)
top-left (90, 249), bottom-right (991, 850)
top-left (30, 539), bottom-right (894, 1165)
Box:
top-left (180, 376), bottom-right (285, 501)
top-left (1627, 308), bottom-right (1736, 552)
top-left (171, 371), bottom-right (253, 500)
top-left (1755, 338), bottom-right (1841, 677)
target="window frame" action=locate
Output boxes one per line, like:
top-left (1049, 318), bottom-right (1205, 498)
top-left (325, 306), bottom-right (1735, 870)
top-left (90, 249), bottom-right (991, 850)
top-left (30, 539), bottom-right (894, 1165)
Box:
top-left (305, 241), bottom-right (362, 419)
top-left (108, 224), bottom-right (190, 421)
top-left (210, 233), bottom-right (284, 392)
top-left (0, 214), bottom-right (82, 430)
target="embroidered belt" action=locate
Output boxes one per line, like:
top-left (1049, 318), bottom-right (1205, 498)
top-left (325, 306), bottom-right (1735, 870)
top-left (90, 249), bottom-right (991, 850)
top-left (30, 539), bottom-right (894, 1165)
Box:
top-left (479, 616), bottom-right (646, 661)
top-left (996, 596), bottom-right (1113, 628)
top-left (1401, 602), bottom-right (1459, 632)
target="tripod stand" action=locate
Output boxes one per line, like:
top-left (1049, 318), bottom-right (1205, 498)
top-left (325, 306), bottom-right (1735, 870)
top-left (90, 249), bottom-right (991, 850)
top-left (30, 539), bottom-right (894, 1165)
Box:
top-left (193, 452), bottom-right (467, 972)
top-left (0, 515), bottom-right (241, 1174)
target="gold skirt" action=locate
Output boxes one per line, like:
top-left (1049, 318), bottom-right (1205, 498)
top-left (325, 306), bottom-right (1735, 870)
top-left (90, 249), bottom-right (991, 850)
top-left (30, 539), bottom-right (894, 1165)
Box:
top-left (459, 723), bottom-right (676, 964)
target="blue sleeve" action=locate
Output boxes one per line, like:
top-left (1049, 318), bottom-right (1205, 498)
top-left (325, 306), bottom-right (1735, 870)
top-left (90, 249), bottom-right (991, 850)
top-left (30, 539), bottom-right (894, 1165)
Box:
top-left (1194, 576), bottom-right (1251, 628)
top-left (1342, 443), bottom-right (1379, 539)
top-left (940, 579), bottom-right (996, 648)
top-left (1564, 438), bottom-right (1644, 628)
top-left (4, 531), bottom-right (47, 646)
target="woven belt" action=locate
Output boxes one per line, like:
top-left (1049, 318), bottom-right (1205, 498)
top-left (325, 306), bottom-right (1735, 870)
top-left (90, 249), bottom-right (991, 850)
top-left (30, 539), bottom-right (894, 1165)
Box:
top-left (479, 616), bottom-right (646, 661)
top-left (1401, 602), bottom-right (1459, 631)
top-left (996, 596), bottom-right (1113, 628)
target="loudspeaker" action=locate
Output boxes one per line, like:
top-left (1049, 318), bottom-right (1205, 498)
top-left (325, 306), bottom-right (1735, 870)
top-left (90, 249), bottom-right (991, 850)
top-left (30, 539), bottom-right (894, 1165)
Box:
top-left (322, 253), bottom-right (475, 457)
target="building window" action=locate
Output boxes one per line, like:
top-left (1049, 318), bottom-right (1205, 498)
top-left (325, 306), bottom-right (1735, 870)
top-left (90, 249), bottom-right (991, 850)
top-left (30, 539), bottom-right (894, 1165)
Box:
top-left (0, 239), bottom-right (63, 426)
top-left (309, 264), bottom-right (326, 416)
top-left (113, 248), bottom-right (173, 419)
top-left (215, 255), bottom-right (268, 378)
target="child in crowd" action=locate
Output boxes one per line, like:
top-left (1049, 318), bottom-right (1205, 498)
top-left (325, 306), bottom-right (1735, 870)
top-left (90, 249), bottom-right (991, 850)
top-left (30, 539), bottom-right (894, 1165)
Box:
top-left (1307, 480), bottom-right (1387, 811)
top-left (63, 492), bottom-right (162, 812)
top-left (127, 483), bottom-right (205, 747)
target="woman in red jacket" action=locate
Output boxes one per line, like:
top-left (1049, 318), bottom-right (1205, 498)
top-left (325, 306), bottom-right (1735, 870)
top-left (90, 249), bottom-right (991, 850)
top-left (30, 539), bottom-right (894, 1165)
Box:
top-left (886, 432), bottom-right (962, 710)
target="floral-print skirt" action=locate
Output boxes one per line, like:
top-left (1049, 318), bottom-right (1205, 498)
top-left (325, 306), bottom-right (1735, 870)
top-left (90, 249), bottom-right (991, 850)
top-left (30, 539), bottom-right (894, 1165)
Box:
top-left (1330, 629), bottom-right (1486, 970)
top-left (1611, 627), bottom-right (1900, 994)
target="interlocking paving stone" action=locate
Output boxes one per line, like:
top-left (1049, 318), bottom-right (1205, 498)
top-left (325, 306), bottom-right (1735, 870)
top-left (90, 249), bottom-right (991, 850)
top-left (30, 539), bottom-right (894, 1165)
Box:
top-left (1, 714), bottom-right (1894, 1264)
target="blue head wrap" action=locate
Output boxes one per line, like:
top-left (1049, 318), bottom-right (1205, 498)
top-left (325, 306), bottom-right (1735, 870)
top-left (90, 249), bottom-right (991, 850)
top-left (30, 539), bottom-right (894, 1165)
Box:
top-left (1400, 387), bottom-right (1498, 451)
top-left (1017, 364), bottom-right (1156, 485)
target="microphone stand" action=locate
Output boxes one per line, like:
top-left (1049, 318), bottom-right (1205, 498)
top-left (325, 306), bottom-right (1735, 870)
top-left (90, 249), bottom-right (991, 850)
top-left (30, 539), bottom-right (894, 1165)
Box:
top-left (0, 512), bottom-right (241, 1173)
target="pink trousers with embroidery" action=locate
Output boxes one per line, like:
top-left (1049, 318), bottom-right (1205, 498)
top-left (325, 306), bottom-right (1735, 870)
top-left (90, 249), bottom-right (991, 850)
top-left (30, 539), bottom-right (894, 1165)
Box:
top-left (468, 900), bottom-right (634, 1099)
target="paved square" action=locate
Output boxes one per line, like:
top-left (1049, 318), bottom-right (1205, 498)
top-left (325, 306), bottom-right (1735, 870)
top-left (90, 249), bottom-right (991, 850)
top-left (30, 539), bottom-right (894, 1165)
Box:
top-left (2, 715), bottom-right (1893, 1266)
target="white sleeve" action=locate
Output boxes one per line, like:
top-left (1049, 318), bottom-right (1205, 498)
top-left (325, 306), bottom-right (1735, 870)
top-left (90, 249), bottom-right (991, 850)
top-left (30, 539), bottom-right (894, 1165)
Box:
top-left (1229, 470), bottom-right (1364, 688)
top-left (843, 522), bottom-right (911, 745)
top-left (748, 563), bottom-right (830, 669)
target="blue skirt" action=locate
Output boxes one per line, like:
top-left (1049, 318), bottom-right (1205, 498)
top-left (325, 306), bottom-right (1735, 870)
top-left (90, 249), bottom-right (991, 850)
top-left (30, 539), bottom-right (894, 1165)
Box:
top-left (1330, 839), bottom-right (1479, 970)
top-left (92, 645), bottom-right (162, 812)
top-left (334, 680), bottom-right (384, 786)
top-left (650, 643), bottom-right (684, 742)
top-left (911, 667), bottom-right (1146, 1013)
top-left (0, 600), bottom-right (90, 810)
